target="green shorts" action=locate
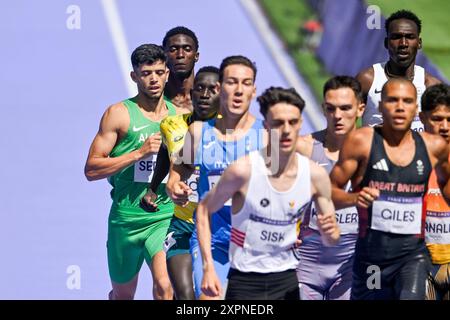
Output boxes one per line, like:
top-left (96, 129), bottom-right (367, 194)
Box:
top-left (107, 208), bottom-right (172, 283)
top-left (163, 216), bottom-right (194, 260)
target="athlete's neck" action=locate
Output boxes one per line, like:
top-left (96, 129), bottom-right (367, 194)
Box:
top-left (324, 128), bottom-right (347, 152)
top-left (164, 72), bottom-right (195, 108)
top-left (215, 111), bottom-right (253, 134)
top-left (386, 60), bottom-right (415, 80)
top-left (263, 147), bottom-right (297, 177)
top-left (380, 125), bottom-right (413, 146)
top-left (135, 93), bottom-right (166, 114)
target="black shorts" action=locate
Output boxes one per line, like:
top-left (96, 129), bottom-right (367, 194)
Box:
top-left (351, 250), bottom-right (431, 300)
top-left (225, 268), bottom-right (299, 300)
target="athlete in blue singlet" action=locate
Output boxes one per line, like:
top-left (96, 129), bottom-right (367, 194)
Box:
top-left (166, 55), bottom-right (265, 299)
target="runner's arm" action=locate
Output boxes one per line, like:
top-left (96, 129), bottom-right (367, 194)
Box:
top-left (84, 104), bottom-right (161, 181)
top-left (310, 161), bottom-right (340, 246)
top-left (166, 122), bottom-right (201, 205)
top-left (197, 159), bottom-right (249, 297)
top-left (148, 144), bottom-right (170, 192)
top-left (433, 138), bottom-right (450, 202)
top-left (330, 129), bottom-right (379, 209)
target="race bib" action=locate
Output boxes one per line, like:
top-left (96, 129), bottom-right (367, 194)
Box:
top-left (411, 115), bottom-right (424, 132)
top-left (207, 173), bottom-right (231, 206)
top-left (244, 214), bottom-right (297, 252)
top-left (134, 154), bottom-right (168, 183)
top-left (425, 211), bottom-right (450, 244)
top-left (371, 195), bottom-right (422, 234)
top-left (186, 169), bottom-right (200, 203)
top-left (309, 203), bottom-right (358, 234)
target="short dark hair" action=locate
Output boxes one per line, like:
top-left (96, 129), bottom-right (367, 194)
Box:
top-left (162, 26), bottom-right (199, 51)
top-left (385, 10), bottom-right (422, 35)
top-left (258, 87), bottom-right (305, 118)
top-left (421, 83), bottom-right (450, 112)
top-left (219, 55), bottom-right (257, 83)
top-left (323, 76), bottom-right (363, 102)
top-left (196, 66), bottom-right (219, 78)
top-left (131, 44), bottom-right (166, 69)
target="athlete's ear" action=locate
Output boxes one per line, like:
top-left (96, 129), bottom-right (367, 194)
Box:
top-left (357, 102), bottom-right (365, 118)
top-left (130, 71), bottom-right (137, 83)
top-left (384, 37), bottom-right (388, 50)
top-left (214, 81), bottom-right (220, 93)
top-left (165, 67), bottom-right (170, 82)
top-left (194, 52), bottom-right (199, 63)
top-left (418, 37), bottom-right (422, 50)
top-left (251, 85), bottom-right (257, 100)
top-left (321, 102), bottom-right (326, 116)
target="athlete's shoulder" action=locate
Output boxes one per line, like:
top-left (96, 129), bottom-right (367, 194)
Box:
top-left (309, 158), bottom-right (330, 187)
top-left (420, 131), bottom-right (448, 156)
top-left (356, 65), bottom-right (375, 92)
top-left (107, 101), bottom-right (128, 114)
top-left (344, 127), bottom-right (374, 155)
top-left (226, 154), bottom-right (252, 181)
top-left (187, 119), bottom-right (204, 137)
top-left (425, 72), bottom-right (442, 87)
top-left (296, 134), bottom-right (314, 157)
top-left (101, 101), bottom-right (129, 128)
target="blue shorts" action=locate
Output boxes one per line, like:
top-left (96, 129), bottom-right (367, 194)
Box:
top-left (190, 234), bottom-right (230, 298)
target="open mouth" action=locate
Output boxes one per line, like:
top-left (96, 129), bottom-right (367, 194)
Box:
top-left (232, 99), bottom-right (243, 107)
top-left (197, 102), bottom-right (211, 109)
top-left (393, 116), bottom-right (406, 124)
top-left (397, 51), bottom-right (410, 59)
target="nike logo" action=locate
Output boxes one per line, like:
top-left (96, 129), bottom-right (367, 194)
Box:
top-left (374, 88), bottom-right (382, 94)
top-left (318, 163), bottom-right (329, 167)
top-left (132, 124), bottom-right (151, 132)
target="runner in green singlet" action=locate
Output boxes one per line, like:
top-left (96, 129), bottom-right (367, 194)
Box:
top-left (84, 44), bottom-right (175, 300)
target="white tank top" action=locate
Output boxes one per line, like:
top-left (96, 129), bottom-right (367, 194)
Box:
top-left (230, 151), bottom-right (311, 273)
top-left (362, 62), bottom-right (426, 132)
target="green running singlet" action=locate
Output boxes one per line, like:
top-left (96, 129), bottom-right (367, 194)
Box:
top-left (107, 97), bottom-right (176, 283)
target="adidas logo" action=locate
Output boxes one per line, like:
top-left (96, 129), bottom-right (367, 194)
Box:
top-left (372, 158), bottom-right (389, 171)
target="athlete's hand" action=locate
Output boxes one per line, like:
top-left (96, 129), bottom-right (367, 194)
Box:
top-left (201, 268), bottom-right (222, 298)
top-left (140, 188), bottom-right (158, 212)
top-left (167, 181), bottom-right (192, 207)
top-left (137, 132), bottom-right (162, 158)
top-left (357, 187), bottom-right (380, 208)
top-left (317, 211), bottom-right (340, 246)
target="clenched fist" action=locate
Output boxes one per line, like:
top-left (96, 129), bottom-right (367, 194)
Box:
top-left (138, 132), bottom-right (162, 158)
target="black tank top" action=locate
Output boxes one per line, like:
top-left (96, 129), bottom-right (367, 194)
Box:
top-left (356, 128), bottom-right (432, 263)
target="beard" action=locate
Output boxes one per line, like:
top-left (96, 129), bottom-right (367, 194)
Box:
top-left (143, 90), bottom-right (162, 101)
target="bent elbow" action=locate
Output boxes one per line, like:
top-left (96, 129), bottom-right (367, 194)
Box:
top-left (84, 166), bottom-right (100, 181)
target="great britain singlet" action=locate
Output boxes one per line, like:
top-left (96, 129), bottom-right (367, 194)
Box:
top-left (355, 128), bottom-right (432, 264)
